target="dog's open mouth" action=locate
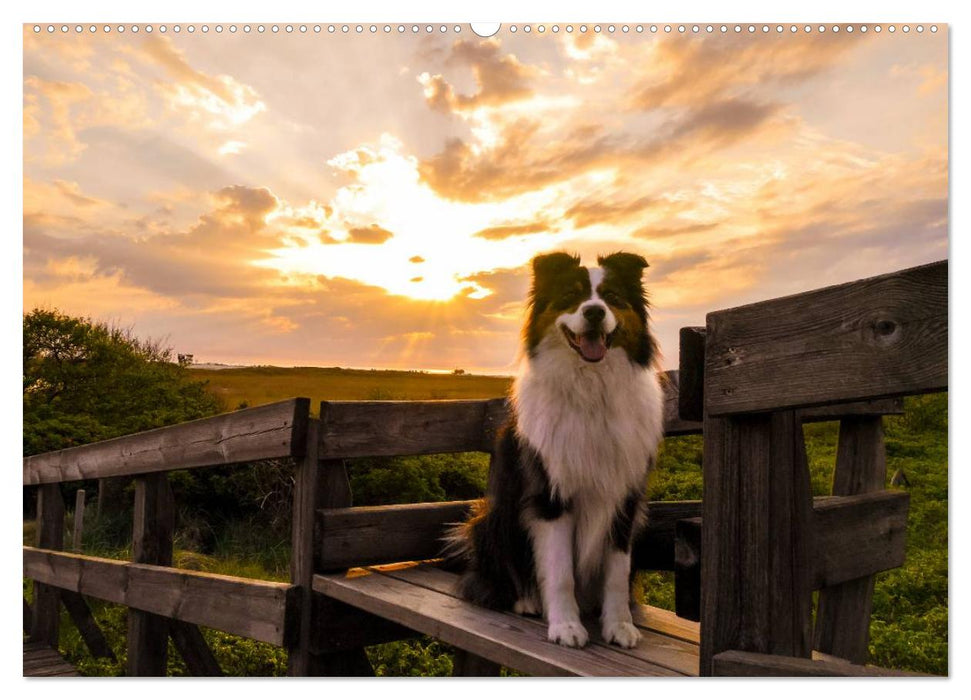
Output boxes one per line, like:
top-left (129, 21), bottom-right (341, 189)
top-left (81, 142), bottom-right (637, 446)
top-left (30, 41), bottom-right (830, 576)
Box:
top-left (561, 326), bottom-right (613, 363)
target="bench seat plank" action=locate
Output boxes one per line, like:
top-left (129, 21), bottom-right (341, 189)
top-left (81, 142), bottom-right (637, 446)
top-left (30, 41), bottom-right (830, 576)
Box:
top-left (380, 565), bottom-right (699, 676)
top-left (314, 564), bottom-right (697, 677)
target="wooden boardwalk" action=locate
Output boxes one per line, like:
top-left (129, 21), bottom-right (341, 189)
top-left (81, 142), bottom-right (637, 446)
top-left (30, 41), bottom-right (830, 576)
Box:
top-left (23, 642), bottom-right (80, 677)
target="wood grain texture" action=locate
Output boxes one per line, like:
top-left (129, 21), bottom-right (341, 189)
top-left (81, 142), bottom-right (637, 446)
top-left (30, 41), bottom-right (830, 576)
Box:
top-left (169, 620), bottom-right (223, 676)
top-left (700, 412), bottom-right (813, 676)
top-left (316, 499), bottom-right (702, 571)
top-left (30, 484), bottom-right (64, 646)
top-left (23, 547), bottom-right (294, 645)
top-left (812, 490), bottom-right (908, 589)
top-left (678, 327), bottom-right (706, 422)
top-left (287, 418), bottom-right (321, 676)
top-left (128, 473), bottom-right (174, 676)
top-left (319, 398), bottom-right (507, 458)
top-left (314, 567), bottom-right (694, 677)
top-left (712, 649), bottom-right (929, 677)
top-left (23, 642), bottom-right (80, 677)
top-left (814, 417), bottom-right (888, 663)
top-left (383, 564), bottom-right (701, 676)
top-left (705, 260), bottom-right (947, 415)
top-left (24, 398), bottom-right (310, 485)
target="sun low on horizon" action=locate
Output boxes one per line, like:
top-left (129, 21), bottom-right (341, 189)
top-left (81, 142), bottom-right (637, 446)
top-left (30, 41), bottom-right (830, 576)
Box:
top-left (23, 23), bottom-right (948, 373)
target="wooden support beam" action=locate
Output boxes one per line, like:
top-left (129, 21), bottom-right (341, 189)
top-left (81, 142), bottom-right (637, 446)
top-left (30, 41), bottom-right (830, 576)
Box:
top-left (23, 598), bottom-right (33, 636)
top-left (700, 411), bottom-right (813, 676)
top-left (288, 417), bottom-right (374, 676)
top-left (674, 517), bottom-right (702, 622)
top-left (24, 398), bottom-right (310, 485)
top-left (814, 416), bottom-right (889, 664)
top-left (712, 649), bottom-right (928, 677)
top-left (30, 484), bottom-right (64, 646)
top-left (453, 649), bottom-right (502, 676)
top-left (169, 620), bottom-right (223, 676)
top-left (61, 591), bottom-right (115, 660)
top-left (23, 548), bottom-right (294, 644)
top-left (678, 327), bottom-right (706, 422)
top-left (71, 489), bottom-right (85, 552)
top-left (127, 473), bottom-right (174, 676)
top-left (704, 260), bottom-right (947, 415)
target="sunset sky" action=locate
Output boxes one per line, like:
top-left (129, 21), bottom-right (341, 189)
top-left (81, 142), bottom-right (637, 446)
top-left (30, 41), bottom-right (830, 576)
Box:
top-left (22, 24), bottom-right (948, 374)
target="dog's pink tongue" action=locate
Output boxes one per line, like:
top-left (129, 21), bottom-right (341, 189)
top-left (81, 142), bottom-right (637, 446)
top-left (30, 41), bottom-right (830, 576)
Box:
top-left (579, 333), bottom-right (607, 362)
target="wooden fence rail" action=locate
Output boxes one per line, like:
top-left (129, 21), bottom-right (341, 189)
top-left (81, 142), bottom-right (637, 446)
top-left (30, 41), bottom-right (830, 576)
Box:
top-left (22, 259), bottom-right (944, 677)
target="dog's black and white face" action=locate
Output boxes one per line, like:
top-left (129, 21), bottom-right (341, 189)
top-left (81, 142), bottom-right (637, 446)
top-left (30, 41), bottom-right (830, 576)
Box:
top-left (524, 251), bottom-right (655, 367)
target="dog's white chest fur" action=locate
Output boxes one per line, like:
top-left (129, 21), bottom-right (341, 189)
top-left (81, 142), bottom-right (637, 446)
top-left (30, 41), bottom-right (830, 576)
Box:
top-left (512, 338), bottom-right (665, 581)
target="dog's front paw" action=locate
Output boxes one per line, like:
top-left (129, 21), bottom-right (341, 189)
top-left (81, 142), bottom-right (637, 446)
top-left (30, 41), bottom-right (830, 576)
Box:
top-left (548, 619), bottom-right (589, 648)
top-left (602, 620), bottom-right (642, 649)
top-left (514, 596), bottom-right (542, 616)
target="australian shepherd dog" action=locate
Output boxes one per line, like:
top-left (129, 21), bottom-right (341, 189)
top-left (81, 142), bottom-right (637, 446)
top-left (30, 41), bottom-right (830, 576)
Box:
top-left (446, 251), bottom-right (665, 649)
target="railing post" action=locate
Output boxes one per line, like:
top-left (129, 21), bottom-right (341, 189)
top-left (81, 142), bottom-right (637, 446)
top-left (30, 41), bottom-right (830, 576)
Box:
top-left (700, 410), bottom-right (813, 675)
top-left (127, 472), bottom-right (174, 676)
top-left (30, 484), bottom-right (64, 646)
top-left (813, 416), bottom-right (888, 663)
top-left (288, 416), bottom-right (372, 676)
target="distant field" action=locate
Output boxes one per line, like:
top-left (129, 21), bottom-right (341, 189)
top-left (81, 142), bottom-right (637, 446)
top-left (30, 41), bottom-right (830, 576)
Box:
top-left (187, 366), bottom-right (513, 412)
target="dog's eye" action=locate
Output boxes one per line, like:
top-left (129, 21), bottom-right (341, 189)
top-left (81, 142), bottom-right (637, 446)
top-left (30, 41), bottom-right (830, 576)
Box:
top-left (602, 291), bottom-right (628, 309)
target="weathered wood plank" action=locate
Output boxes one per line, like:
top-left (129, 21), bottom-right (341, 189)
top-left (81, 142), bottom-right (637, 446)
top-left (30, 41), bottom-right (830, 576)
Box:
top-left (30, 484), bottom-right (64, 646)
top-left (61, 591), bottom-right (115, 660)
top-left (712, 649), bottom-right (929, 677)
top-left (287, 418), bottom-right (322, 676)
top-left (24, 398), bottom-right (311, 485)
top-left (678, 327), bottom-right (706, 422)
top-left (23, 643), bottom-right (80, 677)
top-left (319, 398), bottom-right (507, 458)
top-left (72, 489), bottom-right (85, 552)
top-left (383, 563), bottom-right (701, 676)
top-left (674, 517), bottom-right (702, 622)
top-left (23, 548), bottom-right (294, 645)
top-left (317, 499), bottom-right (703, 571)
top-left (812, 490), bottom-right (909, 589)
top-left (169, 620), bottom-right (223, 676)
top-left (705, 260), bottom-right (947, 416)
top-left (814, 417), bottom-right (888, 664)
top-left (317, 500), bottom-right (474, 570)
top-left (314, 569), bottom-right (686, 677)
top-left (128, 473), bottom-right (174, 676)
top-left (700, 412), bottom-right (813, 676)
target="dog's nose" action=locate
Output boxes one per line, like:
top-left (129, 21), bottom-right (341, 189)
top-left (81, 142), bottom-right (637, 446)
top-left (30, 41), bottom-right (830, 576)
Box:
top-left (583, 305), bottom-right (606, 324)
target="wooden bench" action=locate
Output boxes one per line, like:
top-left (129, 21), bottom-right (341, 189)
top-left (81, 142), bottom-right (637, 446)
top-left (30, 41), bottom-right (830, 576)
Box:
top-left (316, 563), bottom-right (700, 676)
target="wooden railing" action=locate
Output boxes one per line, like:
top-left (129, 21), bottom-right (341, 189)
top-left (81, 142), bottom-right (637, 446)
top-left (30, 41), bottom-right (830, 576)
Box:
top-left (22, 259), bottom-right (946, 676)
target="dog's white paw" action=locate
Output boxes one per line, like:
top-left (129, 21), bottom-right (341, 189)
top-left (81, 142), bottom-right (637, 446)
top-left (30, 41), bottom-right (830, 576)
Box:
top-left (602, 620), bottom-right (642, 648)
top-left (514, 596), bottom-right (542, 616)
top-left (548, 619), bottom-right (589, 648)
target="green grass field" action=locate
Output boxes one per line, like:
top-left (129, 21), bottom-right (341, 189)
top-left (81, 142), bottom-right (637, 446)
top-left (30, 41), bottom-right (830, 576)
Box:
top-left (27, 367), bottom-right (947, 676)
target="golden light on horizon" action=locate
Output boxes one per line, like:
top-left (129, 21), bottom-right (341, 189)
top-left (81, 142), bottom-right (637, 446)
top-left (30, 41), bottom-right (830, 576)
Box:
top-left (22, 27), bottom-right (947, 371)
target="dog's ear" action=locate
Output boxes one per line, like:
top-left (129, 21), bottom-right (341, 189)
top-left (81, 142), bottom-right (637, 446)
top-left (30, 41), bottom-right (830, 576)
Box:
top-left (531, 252), bottom-right (581, 281)
top-left (597, 252), bottom-right (649, 280)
